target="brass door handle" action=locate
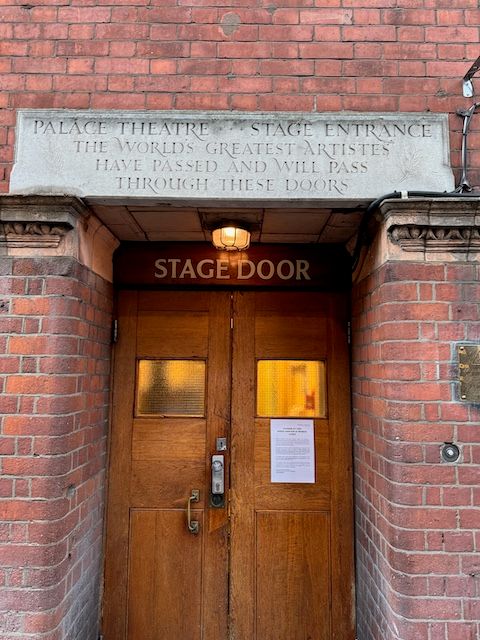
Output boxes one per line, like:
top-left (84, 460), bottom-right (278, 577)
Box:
top-left (187, 489), bottom-right (200, 534)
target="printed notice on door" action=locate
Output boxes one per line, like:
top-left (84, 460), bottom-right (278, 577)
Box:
top-left (270, 419), bottom-right (315, 483)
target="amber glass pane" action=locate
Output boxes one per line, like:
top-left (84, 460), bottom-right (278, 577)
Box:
top-left (136, 360), bottom-right (206, 417)
top-left (257, 360), bottom-right (326, 418)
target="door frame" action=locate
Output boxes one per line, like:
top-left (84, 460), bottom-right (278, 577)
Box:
top-left (102, 284), bottom-right (355, 639)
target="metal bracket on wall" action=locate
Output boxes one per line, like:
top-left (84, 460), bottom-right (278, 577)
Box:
top-left (463, 55), bottom-right (480, 97)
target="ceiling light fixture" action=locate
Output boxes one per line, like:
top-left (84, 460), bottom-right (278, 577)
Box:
top-left (211, 224), bottom-right (251, 251)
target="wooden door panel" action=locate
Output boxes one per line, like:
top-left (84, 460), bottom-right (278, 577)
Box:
top-left (253, 480), bottom-right (331, 511)
top-left (128, 509), bottom-right (203, 640)
top-left (137, 313), bottom-right (209, 357)
top-left (136, 290), bottom-right (210, 357)
top-left (255, 511), bottom-right (331, 640)
top-left (130, 461), bottom-right (206, 508)
top-left (132, 419), bottom-right (206, 461)
top-left (254, 294), bottom-right (330, 362)
top-left (137, 290), bottom-right (211, 312)
top-left (255, 315), bottom-right (328, 357)
top-left (254, 291), bottom-right (328, 314)
top-left (131, 396), bottom-right (207, 510)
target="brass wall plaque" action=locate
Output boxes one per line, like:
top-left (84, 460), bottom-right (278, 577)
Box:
top-left (458, 345), bottom-right (480, 402)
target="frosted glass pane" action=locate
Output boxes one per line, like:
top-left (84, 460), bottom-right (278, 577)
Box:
top-left (136, 360), bottom-right (206, 417)
top-left (257, 360), bottom-right (326, 418)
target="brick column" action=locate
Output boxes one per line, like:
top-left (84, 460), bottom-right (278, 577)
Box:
top-left (0, 197), bottom-right (117, 639)
top-left (353, 198), bottom-right (480, 640)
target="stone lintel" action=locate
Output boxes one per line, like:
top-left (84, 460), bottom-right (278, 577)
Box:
top-left (0, 195), bottom-right (119, 281)
top-left (11, 110), bottom-right (454, 203)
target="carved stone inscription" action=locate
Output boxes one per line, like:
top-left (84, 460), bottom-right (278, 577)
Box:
top-left (10, 110), bottom-right (454, 201)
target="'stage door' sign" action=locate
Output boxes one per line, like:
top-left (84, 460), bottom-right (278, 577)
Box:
top-left (11, 110), bottom-right (454, 202)
top-left (113, 243), bottom-right (351, 289)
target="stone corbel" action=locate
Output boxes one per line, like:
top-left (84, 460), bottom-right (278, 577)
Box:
top-left (1, 220), bottom-right (73, 248)
top-left (355, 197), bottom-right (480, 278)
top-left (0, 195), bottom-right (89, 251)
top-left (378, 197), bottom-right (480, 262)
top-left (388, 224), bottom-right (480, 252)
top-left (0, 195), bottom-right (118, 281)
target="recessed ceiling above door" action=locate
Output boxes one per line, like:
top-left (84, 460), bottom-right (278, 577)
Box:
top-left (86, 201), bottom-right (363, 245)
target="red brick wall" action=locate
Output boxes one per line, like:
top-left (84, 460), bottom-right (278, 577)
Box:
top-left (0, 257), bottom-right (113, 640)
top-left (1, 1), bottom-right (480, 192)
top-left (1, 3), bottom-right (480, 639)
top-left (353, 261), bottom-right (480, 640)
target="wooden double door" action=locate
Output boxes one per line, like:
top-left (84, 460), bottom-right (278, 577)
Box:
top-left (103, 289), bottom-right (354, 640)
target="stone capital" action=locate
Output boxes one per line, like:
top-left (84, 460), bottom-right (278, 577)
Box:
top-left (382, 197), bottom-right (480, 258)
top-left (356, 197), bottom-right (480, 279)
top-left (0, 195), bottom-right (119, 281)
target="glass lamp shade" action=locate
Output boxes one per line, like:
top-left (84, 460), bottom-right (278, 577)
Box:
top-left (212, 226), bottom-right (250, 251)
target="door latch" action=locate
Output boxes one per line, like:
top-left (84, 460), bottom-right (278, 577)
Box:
top-left (216, 437), bottom-right (227, 451)
top-left (211, 454), bottom-right (225, 508)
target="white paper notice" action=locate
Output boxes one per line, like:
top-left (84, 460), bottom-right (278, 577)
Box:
top-left (270, 419), bottom-right (315, 484)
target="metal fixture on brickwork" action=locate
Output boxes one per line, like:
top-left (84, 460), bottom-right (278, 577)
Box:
top-left (456, 57), bottom-right (480, 192)
top-left (462, 55), bottom-right (480, 98)
top-left (441, 443), bottom-right (461, 464)
top-left (456, 102), bottom-right (480, 193)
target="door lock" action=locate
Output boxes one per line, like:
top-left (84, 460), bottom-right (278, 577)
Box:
top-left (211, 454), bottom-right (225, 508)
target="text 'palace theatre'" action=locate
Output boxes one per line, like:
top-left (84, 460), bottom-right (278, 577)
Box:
top-left (1, 3), bottom-right (480, 640)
